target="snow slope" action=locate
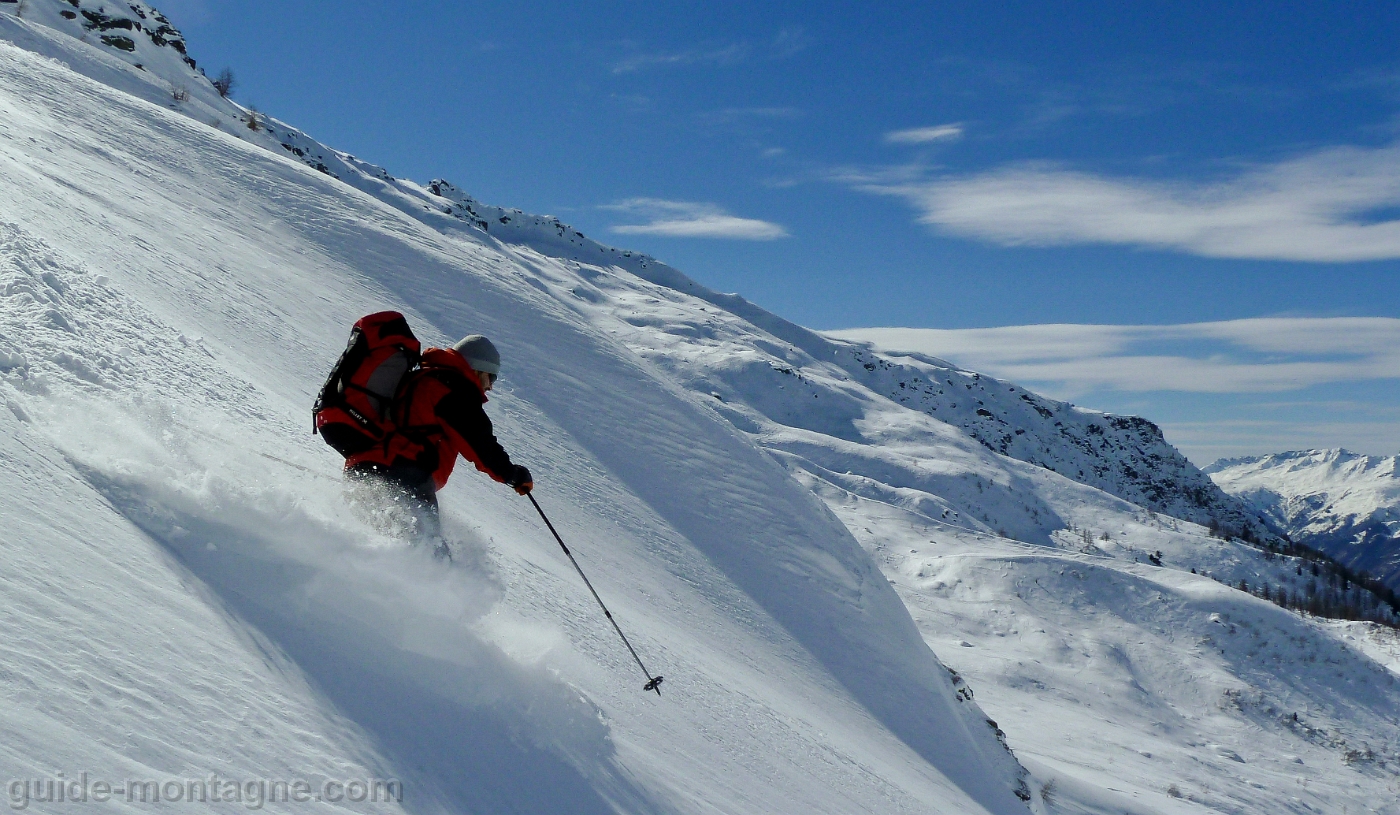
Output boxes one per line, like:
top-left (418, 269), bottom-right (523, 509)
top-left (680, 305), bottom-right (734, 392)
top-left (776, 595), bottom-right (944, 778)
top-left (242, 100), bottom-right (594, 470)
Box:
top-left (1208, 449), bottom-right (1400, 588)
top-left (504, 222), bottom-right (1400, 813)
top-left (826, 328), bottom-right (1270, 539)
top-left (4, 4), bottom-right (1400, 814)
top-left (0, 11), bottom-right (1032, 814)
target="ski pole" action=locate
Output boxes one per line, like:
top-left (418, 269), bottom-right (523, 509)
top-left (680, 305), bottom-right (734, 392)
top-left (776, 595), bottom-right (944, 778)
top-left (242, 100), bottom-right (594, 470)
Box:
top-left (527, 493), bottom-right (664, 696)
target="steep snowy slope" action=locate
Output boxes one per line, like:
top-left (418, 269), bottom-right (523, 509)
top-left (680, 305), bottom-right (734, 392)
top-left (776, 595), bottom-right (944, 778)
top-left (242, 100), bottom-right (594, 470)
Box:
top-left (490, 219), bottom-right (1400, 814)
top-left (0, 14), bottom-right (1034, 815)
top-left (1209, 449), bottom-right (1400, 587)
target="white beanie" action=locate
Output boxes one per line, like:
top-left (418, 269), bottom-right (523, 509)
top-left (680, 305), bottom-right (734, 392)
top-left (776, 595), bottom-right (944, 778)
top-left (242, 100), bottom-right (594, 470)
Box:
top-left (452, 334), bottom-right (501, 375)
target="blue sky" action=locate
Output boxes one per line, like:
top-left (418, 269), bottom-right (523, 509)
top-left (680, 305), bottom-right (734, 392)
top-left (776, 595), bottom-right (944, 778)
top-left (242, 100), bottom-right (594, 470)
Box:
top-left (159, 0), bottom-right (1399, 462)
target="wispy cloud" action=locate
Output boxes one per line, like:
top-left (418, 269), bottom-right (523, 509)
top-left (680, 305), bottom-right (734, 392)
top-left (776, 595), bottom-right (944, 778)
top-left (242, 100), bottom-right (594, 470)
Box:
top-left (611, 43), bottom-right (750, 75)
top-left (770, 26), bottom-right (813, 60)
top-left (611, 28), bottom-right (811, 75)
top-left (605, 199), bottom-right (789, 240)
top-left (850, 142), bottom-right (1400, 262)
top-left (1159, 417), bottom-right (1400, 463)
top-left (829, 318), bottom-right (1400, 393)
top-left (884, 124), bottom-right (964, 144)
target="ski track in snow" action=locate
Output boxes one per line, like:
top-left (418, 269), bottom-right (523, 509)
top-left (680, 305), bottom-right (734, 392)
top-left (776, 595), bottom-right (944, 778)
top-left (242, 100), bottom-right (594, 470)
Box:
top-left (2, 5), bottom-right (1399, 814)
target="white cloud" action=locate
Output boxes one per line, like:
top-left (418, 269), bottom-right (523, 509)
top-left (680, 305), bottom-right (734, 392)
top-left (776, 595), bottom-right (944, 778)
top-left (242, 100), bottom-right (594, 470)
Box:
top-left (884, 124), bottom-right (964, 144)
top-left (991, 355), bottom-right (1398, 394)
top-left (611, 29), bottom-right (810, 74)
top-left (1157, 417), bottom-right (1400, 464)
top-left (1182, 317), bottom-right (1400, 356)
top-left (828, 318), bottom-right (1400, 393)
top-left (605, 199), bottom-right (789, 240)
top-left (856, 143), bottom-right (1400, 261)
top-left (770, 27), bottom-right (813, 60)
top-left (611, 43), bottom-right (751, 75)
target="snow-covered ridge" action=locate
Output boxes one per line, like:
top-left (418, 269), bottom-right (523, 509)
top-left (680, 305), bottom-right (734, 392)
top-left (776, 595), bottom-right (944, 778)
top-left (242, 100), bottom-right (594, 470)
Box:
top-left (1209, 448), bottom-right (1400, 587)
top-left (8, 0), bottom-right (193, 69)
top-left (0, 2), bottom-right (694, 271)
top-left (827, 337), bottom-right (1269, 536)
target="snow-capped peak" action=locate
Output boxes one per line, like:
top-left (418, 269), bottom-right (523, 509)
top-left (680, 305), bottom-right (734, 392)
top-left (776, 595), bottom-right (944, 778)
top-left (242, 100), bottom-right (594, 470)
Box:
top-left (1210, 448), bottom-right (1400, 587)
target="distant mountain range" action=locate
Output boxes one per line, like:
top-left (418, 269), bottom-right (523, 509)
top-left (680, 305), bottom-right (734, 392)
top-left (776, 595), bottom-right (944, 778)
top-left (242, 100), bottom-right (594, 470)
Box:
top-left (1208, 449), bottom-right (1400, 588)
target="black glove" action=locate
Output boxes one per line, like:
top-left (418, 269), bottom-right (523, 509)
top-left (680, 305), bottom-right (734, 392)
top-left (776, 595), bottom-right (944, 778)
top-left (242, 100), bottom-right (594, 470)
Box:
top-left (507, 465), bottom-right (533, 495)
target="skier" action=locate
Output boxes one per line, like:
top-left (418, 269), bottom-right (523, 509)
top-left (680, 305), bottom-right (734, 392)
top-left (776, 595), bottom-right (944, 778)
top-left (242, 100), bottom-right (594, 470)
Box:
top-left (315, 316), bottom-right (661, 693)
top-left (315, 317), bottom-right (531, 557)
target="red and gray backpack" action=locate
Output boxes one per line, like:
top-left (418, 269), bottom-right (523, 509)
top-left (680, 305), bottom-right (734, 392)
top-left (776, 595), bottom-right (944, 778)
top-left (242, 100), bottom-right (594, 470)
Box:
top-left (313, 311), bottom-right (421, 458)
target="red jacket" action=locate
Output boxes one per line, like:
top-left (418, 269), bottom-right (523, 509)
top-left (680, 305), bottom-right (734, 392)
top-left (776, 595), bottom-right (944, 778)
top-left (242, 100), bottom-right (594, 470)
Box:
top-left (346, 348), bottom-right (515, 490)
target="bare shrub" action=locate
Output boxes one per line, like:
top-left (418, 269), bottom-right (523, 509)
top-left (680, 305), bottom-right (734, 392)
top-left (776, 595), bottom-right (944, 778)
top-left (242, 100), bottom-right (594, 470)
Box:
top-left (212, 68), bottom-right (235, 97)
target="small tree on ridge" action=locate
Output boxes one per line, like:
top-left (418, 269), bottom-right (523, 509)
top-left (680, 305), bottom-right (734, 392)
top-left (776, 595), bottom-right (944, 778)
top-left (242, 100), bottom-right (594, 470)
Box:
top-left (213, 68), bottom-right (235, 98)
